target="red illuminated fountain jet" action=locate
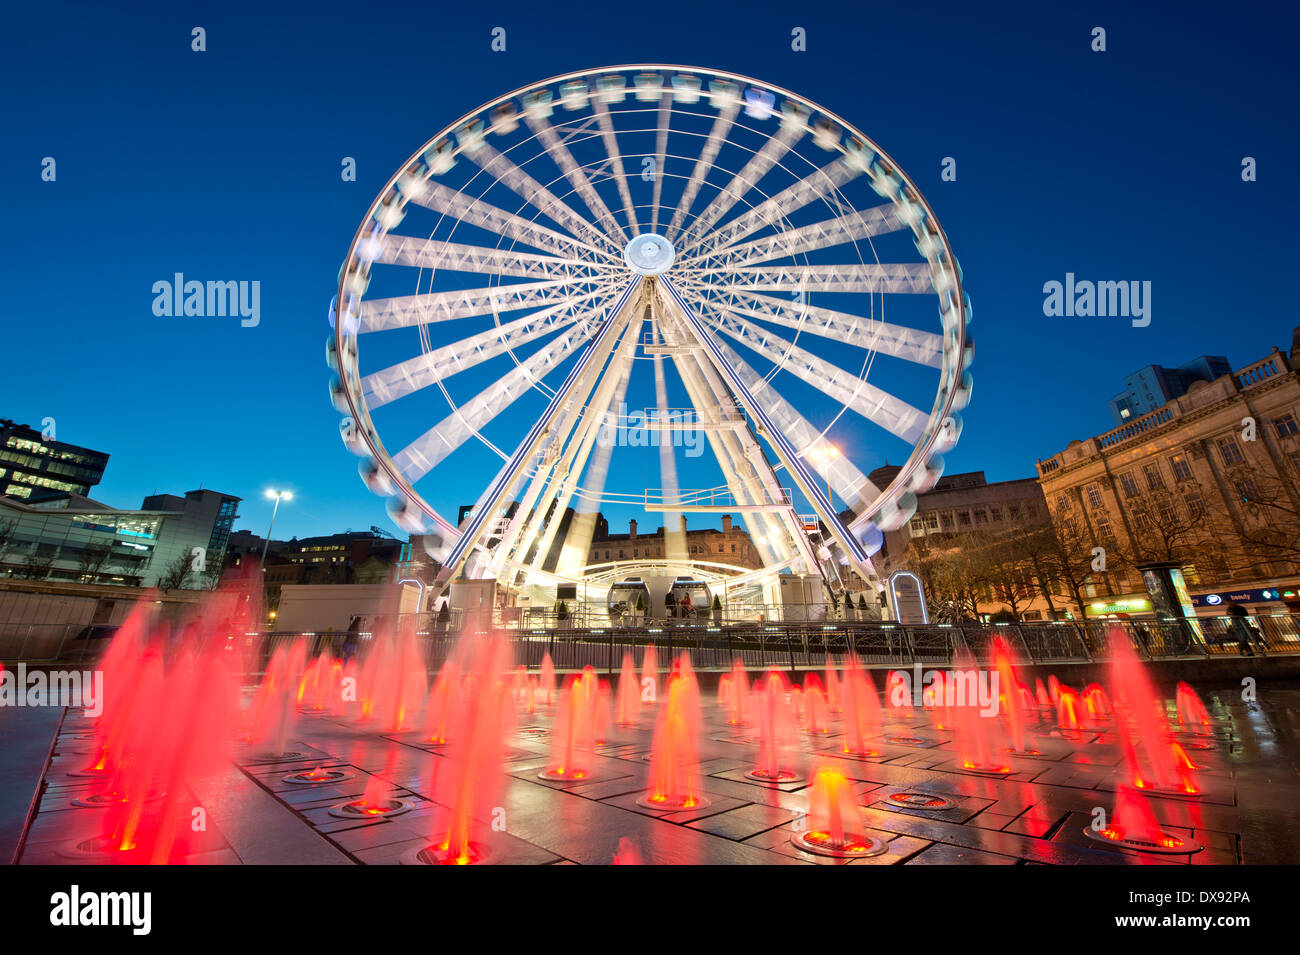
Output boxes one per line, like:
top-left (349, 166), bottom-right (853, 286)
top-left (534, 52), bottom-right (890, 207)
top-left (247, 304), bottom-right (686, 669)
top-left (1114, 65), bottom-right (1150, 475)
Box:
top-left (405, 634), bottom-right (514, 865)
top-left (1109, 628), bottom-right (1199, 795)
top-left (639, 656), bottom-right (708, 810)
top-left (790, 764), bottom-right (887, 858)
top-left (746, 670), bottom-right (802, 783)
top-left (1085, 784), bottom-right (1202, 854)
top-left (839, 659), bottom-right (882, 758)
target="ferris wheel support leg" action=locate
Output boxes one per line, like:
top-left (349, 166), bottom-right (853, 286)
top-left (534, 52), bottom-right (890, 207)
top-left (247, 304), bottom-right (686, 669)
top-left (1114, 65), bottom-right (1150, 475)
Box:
top-left (490, 311), bottom-right (643, 580)
top-left (434, 278), bottom-right (645, 588)
top-left (530, 316), bottom-right (643, 573)
top-left (658, 302), bottom-right (815, 575)
top-left (659, 277), bottom-right (875, 580)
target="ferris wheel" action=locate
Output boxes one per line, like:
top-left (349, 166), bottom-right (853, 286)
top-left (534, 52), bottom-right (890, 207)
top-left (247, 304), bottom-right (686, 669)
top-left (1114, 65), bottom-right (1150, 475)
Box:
top-left (328, 65), bottom-right (972, 593)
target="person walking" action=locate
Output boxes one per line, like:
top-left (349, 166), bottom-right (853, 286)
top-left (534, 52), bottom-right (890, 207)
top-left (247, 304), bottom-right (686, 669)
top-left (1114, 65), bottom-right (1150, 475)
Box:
top-left (682, 591), bottom-right (693, 621)
top-left (1226, 602), bottom-right (1255, 656)
top-left (1247, 619), bottom-right (1268, 655)
top-left (665, 590), bottom-right (677, 621)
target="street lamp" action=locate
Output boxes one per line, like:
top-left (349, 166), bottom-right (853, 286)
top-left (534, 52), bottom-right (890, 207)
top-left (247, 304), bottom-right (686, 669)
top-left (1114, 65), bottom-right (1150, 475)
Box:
top-left (261, 489), bottom-right (293, 566)
top-left (809, 444), bottom-right (839, 510)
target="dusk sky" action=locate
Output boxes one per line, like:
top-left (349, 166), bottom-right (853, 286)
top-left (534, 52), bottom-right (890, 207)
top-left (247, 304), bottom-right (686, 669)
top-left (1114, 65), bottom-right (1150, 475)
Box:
top-left (3, 0), bottom-right (1296, 542)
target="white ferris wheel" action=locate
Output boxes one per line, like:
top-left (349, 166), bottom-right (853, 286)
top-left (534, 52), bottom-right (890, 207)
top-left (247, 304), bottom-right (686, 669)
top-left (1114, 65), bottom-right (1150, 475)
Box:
top-left (328, 65), bottom-right (972, 602)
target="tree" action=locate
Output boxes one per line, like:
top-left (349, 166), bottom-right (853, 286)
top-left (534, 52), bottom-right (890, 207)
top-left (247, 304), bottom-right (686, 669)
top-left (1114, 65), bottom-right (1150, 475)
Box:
top-left (157, 550), bottom-right (192, 590)
top-left (0, 518), bottom-right (16, 565)
top-left (903, 533), bottom-right (984, 622)
top-left (1219, 464), bottom-right (1300, 576)
top-left (1116, 486), bottom-right (1214, 567)
top-left (980, 532), bottom-right (1038, 620)
top-left (1012, 520), bottom-right (1097, 621)
top-left (76, 542), bottom-right (115, 582)
top-left (18, 551), bottom-right (55, 580)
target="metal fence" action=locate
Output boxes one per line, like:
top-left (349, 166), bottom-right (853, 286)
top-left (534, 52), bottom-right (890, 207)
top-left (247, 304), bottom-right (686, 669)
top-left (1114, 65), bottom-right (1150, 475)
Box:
top-left (0, 623), bottom-right (100, 665)
top-left (7, 614), bottom-right (1300, 675)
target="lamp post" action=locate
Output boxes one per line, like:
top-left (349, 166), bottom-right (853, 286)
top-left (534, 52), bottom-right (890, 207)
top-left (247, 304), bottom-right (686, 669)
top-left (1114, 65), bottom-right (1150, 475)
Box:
top-left (261, 489), bottom-right (292, 566)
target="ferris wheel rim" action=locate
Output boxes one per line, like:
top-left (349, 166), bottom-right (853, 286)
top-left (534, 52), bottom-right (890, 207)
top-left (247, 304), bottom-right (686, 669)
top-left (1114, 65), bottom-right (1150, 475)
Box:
top-left (331, 64), bottom-right (971, 563)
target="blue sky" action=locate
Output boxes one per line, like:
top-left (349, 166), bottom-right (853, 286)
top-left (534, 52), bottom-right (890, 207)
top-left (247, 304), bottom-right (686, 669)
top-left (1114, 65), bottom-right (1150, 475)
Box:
top-left (2, 0), bottom-right (1297, 541)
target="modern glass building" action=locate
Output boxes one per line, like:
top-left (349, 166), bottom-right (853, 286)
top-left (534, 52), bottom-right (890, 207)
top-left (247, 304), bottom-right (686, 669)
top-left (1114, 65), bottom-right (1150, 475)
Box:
top-left (0, 419), bottom-right (110, 500)
top-left (0, 488), bottom-right (240, 588)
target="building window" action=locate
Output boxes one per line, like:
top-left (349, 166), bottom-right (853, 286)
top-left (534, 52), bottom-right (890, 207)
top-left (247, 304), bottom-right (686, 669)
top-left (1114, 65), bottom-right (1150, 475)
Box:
top-left (958, 510), bottom-right (972, 527)
top-left (1094, 517), bottom-right (1114, 542)
top-left (1143, 463), bottom-right (1164, 491)
top-left (974, 508), bottom-right (988, 524)
top-left (1234, 478), bottom-right (1257, 503)
top-left (1169, 453), bottom-right (1193, 482)
top-left (1119, 472), bottom-right (1139, 497)
top-left (1184, 493), bottom-right (1205, 519)
top-left (988, 506), bottom-right (1002, 523)
top-left (1217, 436), bottom-right (1244, 466)
top-left (1085, 484), bottom-right (1103, 508)
top-left (1276, 414), bottom-right (1299, 438)
top-left (1057, 494), bottom-right (1070, 512)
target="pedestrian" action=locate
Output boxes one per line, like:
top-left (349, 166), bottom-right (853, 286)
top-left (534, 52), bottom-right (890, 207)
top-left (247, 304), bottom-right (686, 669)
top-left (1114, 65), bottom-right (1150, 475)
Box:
top-left (341, 615), bottom-right (361, 665)
top-left (682, 591), bottom-right (693, 620)
top-left (665, 590), bottom-right (676, 621)
top-left (1247, 620), bottom-right (1268, 655)
top-left (1225, 602), bottom-right (1254, 656)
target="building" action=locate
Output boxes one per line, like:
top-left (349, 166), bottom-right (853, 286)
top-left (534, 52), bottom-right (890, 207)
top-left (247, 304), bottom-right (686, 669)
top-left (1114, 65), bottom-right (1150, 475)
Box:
top-left (234, 531), bottom-right (408, 619)
top-left (224, 528), bottom-right (289, 564)
top-left (1038, 330), bottom-right (1300, 617)
top-left (871, 466), bottom-right (1059, 620)
top-left (142, 489), bottom-right (241, 575)
top-left (0, 487), bottom-right (240, 588)
top-left (587, 514), bottom-right (761, 571)
top-left (1108, 356), bottom-right (1232, 427)
top-left (0, 419), bottom-right (110, 500)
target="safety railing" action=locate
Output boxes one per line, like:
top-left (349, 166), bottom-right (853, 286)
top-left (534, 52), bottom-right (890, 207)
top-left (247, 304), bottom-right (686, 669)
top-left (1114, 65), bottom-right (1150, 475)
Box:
top-left (8, 615), bottom-right (1300, 673)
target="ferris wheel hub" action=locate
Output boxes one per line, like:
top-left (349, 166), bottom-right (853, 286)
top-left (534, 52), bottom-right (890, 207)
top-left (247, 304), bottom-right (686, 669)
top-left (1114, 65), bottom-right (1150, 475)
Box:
top-left (623, 233), bottom-right (676, 276)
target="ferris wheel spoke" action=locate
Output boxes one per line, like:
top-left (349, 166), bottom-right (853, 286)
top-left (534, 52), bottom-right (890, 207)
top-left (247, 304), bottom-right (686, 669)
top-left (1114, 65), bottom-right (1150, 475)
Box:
top-left (663, 100), bottom-right (742, 244)
top-left (680, 157), bottom-right (860, 257)
top-left (359, 290), bottom-right (615, 409)
top-left (530, 324), bottom-right (641, 575)
top-left (359, 279), bottom-right (608, 333)
top-left (391, 314), bottom-right (607, 484)
top-left (464, 142), bottom-right (620, 255)
top-left (698, 301), bottom-right (928, 444)
top-left (371, 235), bottom-right (606, 281)
top-left (525, 112), bottom-right (629, 246)
top-left (649, 91), bottom-right (673, 234)
top-left (676, 123), bottom-right (805, 252)
top-left (680, 204), bottom-right (904, 269)
top-left (408, 181), bottom-right (603, 261)
top-left (589, 99), bottom-right (641, 237)
top-left (692, 288), bottom-right (943, 368)
top-left (713, 337), bottom-right (883, 513)
top-left (704, 262), bottom-right (935, 296)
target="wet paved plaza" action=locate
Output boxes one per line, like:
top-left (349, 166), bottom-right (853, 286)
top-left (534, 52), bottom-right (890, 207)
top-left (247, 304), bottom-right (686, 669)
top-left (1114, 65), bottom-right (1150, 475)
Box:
top-left (13, 676), bottom-right (1300, 866)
